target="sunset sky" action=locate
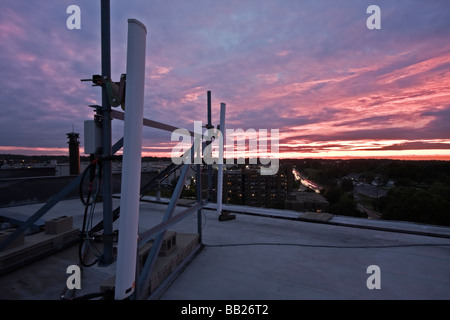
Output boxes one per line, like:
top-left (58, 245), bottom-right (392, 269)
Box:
top-left (1, 0), bottom-right (450, 160)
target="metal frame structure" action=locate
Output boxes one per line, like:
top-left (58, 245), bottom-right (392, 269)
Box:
top-left (0, 1), bottom-right (227, 300)
top-left (99, 0), bottom-right (114, 266)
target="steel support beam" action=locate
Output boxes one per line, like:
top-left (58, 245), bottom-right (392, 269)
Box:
top-left (0, 175), bottom-right (82, 251)
top-left (0, 138), bottom-right (124, 252)
top-left (111, 109), bottom-right (195, 137)
top-left (136, 162), bottom-right (191, 299)
top-left (138, 201), bottom-right (204, 248)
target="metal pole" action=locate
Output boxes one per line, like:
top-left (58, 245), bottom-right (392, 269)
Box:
top-left (100, 0), bottom-right (114, 266)
top-left (207, 91), bottom-right (212, 128)
top-left (115, 19), bottom-right (147, 300)
top-left (207, 91), bottom-right (213, 201)
top-left (217, 103), bottom-right (226, 215)
top-left (196, 163), bottom-right (202, 242)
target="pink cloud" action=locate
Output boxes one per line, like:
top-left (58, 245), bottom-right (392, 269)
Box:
top-left (2, 1), bottom-right (450, 161)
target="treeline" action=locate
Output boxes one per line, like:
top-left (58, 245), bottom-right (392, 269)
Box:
top-left (378, 161), bottom-right (450, 226)
top-left (0, 154), bottom-right (74, 164)
top-left (322, 183), bottom-right (366, 218)
top-left (287, 159), bottom-right (450, 226)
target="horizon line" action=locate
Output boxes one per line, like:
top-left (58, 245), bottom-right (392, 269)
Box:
top-left (2, 153), bottom-right (450, 162)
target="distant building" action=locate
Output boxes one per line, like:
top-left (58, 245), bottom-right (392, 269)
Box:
top-left (284, 191), bottom-right (329, 213)
top-left (0, 167), bottom-right (56, 178)
top-left (343, 173), bottom-right (361, 183)
top-left (203, 164), bottom-right (294, 208)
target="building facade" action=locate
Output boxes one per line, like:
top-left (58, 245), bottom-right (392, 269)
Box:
top-left (203, 164), bottom-right (294, 208)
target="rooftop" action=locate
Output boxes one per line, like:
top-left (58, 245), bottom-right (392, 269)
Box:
top-left (1, 197), bottom-right (450, 301)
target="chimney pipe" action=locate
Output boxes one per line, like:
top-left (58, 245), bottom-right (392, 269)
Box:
top-left (66, 131), bottom-right (80, 175)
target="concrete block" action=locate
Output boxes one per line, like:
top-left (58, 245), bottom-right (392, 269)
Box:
top-left (45, 216), bottom-right (73, 235)
top-left (137, 231), bottom-right (178, 273)
top-left (138, 241), bottom-right (153, 272)
top-left (159, 231), bottom-right (177, 256)
top-left (103, 233), bottom-right (199, 299)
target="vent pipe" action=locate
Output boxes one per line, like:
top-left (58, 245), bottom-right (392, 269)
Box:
top-left (66, 131), bottom-right (80, 175)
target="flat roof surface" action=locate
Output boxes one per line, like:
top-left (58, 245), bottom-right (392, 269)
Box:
top-left (1, 198), bottom-right (450, 300)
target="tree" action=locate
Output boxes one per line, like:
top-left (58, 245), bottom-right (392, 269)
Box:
top-left (324, 185), bottom-right (344, 205)
top-left (341, 178), bottom-right (354, 192)
top-left (381, 187), bottom-right (450, 226)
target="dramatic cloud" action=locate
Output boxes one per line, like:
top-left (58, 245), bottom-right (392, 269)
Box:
top-left (1, 1), bottom-right (450, 160)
